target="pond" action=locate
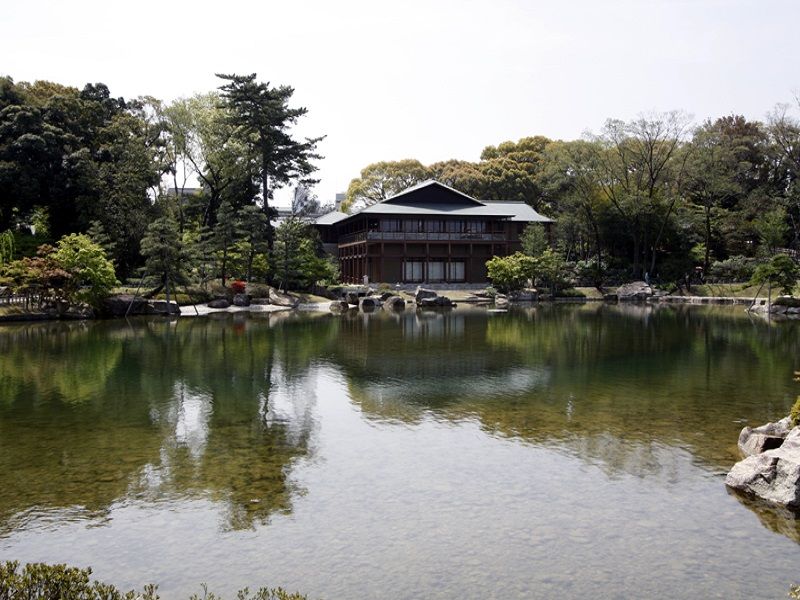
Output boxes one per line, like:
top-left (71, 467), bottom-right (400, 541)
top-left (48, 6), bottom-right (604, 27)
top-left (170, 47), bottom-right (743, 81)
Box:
top-left (0, 304), bottom-right (799, 599)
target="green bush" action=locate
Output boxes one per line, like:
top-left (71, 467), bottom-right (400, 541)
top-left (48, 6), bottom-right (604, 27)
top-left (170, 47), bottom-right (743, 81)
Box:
top-left (0, 561), bottom-right (309, 600)
top-left (557, 288), bottom-right (586, 298)
top-left (709, 255), bottom-right (757, 282)
top-left (791, 397), bottom-right (800, 427)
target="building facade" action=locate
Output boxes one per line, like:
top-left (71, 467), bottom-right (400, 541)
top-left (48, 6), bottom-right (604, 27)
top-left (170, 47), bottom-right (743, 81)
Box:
top-left (315, 180), bottom-right (553, 284)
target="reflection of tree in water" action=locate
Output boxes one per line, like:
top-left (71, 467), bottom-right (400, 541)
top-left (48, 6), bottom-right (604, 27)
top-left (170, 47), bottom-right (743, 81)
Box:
top-left (338, 305), bottom-right (800, 477)
top-left (0, 315), bottom-right (338, 532)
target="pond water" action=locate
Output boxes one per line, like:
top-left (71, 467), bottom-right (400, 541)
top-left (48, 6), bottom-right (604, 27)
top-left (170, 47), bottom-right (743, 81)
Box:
top-left (0, 304), bottom-right (799, 599)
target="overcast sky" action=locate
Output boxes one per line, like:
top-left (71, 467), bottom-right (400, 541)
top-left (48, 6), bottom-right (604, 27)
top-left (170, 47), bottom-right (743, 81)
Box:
top-left (3, 0), bottom-right (799, 205)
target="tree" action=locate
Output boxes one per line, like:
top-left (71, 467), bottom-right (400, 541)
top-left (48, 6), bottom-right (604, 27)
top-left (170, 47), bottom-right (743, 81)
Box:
top-left (754, 206), bottom-right (789, 253)
top-left (0, 230), bottom-right (13, 265)
top-left (217, 73), bottom-right (323, 249)
top-left (593, 112), bottom-right (691, 277)
top-left (750, 254), bottom-right (799, 296)
top-left (52, 233), bottom-right (118, 307)
top-left (140, 216), bottom-right (192, 306)
top-left (212, 200), bottom-right (243, 286)
top-left (271, 219), bottom-right (333, 290)
top-left (343, 159), bottom-right (430, 211)
top-left (486, 252), bottom-right (536, 292)
top-left (520, 223), bottom-right (548, 257)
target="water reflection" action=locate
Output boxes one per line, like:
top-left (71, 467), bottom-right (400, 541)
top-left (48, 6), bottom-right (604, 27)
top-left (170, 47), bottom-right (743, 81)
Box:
top-left (0, 304), bottom-right (798, 544)
top-left (0, 315), bottom-right (334, 533)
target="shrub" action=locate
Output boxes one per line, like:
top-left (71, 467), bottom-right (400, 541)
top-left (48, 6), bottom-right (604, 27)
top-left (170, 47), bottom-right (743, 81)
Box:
top-left (750, 254), bottom-right (800, 295)
top-left (557, 288), bottom-right (586, 298)
top-left (486, 252), bottom-right (535, 292)
top-left (791, 396), bottom-right (800, 427)
top-left (0, 561), bottom-right (309, 600)
top-left (709, 255), bottom-right (757, 282)
top-left (231, 279), bottom-right (247, 294)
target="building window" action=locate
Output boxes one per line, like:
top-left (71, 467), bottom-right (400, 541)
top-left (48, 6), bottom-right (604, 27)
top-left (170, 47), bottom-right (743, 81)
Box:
top-left (403, 260), bottom-right (424, 282)
top-left (403, 219), bottom-right (423, 233)
top-left (447, 261), bottom-right (465, 282)
top-left (446, 220), bottom-right (464, 233)
top-left (465, 221), bottom-right (486, 234)
top-left (424, 220), bottom-right (444, 233)
top-left (381, 219), bottom-right (402, 232)
top-left (428, 261), bottom-right (445, 282)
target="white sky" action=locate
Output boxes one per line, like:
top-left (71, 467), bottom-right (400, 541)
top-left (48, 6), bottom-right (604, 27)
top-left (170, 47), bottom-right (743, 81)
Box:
top-left (3, 0), bottom-right (799, 206)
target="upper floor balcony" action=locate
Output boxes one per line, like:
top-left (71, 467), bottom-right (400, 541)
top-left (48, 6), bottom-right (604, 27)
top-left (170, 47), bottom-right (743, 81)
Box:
top-left (338, 231), bottom-right (508, 245)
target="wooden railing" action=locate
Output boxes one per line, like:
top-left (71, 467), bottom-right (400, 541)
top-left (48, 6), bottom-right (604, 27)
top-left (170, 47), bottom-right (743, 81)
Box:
top-left (338, 231), bottom-right (507, 244)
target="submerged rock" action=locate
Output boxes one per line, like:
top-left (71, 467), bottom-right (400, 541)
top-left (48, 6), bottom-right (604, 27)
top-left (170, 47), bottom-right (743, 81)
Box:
top-left (726, 426), bottom-right (800, 510)
top-left (738, 417), bottom-right (793, 457)
top-left (360, 296), bottom-right (380, 311)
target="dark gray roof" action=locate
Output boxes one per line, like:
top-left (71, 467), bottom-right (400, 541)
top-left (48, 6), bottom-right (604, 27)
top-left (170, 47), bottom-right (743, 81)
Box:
top-left (315, 210), bottom-right (349, 225)
top-left (314, 180), bottom-right (553, 225)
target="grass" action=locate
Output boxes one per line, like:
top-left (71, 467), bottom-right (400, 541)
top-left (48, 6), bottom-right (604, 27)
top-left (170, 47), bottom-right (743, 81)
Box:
top-left (676, 282), bottom-right (768, 298)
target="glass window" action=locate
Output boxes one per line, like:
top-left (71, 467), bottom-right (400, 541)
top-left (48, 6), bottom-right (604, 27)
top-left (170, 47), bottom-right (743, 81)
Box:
top-left (428, 261), bottom-right (445, 282)
top-left (424, 220), bottom-right (443, 233)
top-left (381, 219), bottom-right (401, 232)
top-left (446, 220), bottom-right (463, 233)
top-left (447, 261), bottom-right (465, 282)
top-left (403, 260), bottom-right (424, 282)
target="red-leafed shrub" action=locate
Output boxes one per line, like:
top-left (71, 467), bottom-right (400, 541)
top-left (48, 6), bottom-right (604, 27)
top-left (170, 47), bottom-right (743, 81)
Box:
top-left (231, 279), bottom-right (246, 294)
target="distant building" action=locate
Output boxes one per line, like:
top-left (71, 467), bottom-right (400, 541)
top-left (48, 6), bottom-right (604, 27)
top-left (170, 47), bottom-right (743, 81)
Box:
top-left (314, 180), bottom-right (552, 284)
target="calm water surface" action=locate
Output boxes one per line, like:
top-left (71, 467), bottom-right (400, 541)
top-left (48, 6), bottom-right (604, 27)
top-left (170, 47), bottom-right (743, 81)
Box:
top-left (0, 304), bottom-right (799, 599)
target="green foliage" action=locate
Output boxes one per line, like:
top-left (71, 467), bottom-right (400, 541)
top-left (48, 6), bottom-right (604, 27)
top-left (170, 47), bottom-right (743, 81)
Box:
top-left (754, 206), bottom-right (789, 253)
top-left (790, 397), bottom-right (800, 427)
top-left (0, 561), bottom-right (309, 600)
top-left (0, 561), bottom-right (158, 600)
top-left (140, 216), bottom-right (193, 297)
top-left (709, 255), bottom-right (757, 282)
top-left (53, 234), bottom-right (118, 307)
top-left (344, 159), bottom-right (430, 211)
top-left (272, 219), bottom-right (337, 290)
top-left (0, 229), bottom-right (13, 265)
top-left (520, 223), bottom-right (548, 257)
top-left (486, 252), bottom-right (536, 292)
top-left (750, 254), bottom-right (800, 295)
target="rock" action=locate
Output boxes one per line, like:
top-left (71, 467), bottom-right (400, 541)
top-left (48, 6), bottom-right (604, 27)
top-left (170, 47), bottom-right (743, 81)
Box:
top-left (616, 281), bottom-right (653, 301)
top-left (603, 294), bottom-right (619, 302)
top-left (770, 304), bottom-right (788, 314)
top-left (773, 296), bottom-right (800, 308)
top-left (329, 300), bottom-right (350, 313)
top-left (419, 296), bottom-right (453, 308)
top-left (360, 296), bottom-right (380, 311)
top-left (378, 291), bottom-right (396, 301)
top-left (101, 294), bottom-right (148, 316)
top-left (383, 295), bottom-right (406, 311)
top-left (415, 287), bottom-right (438, 302)
top-left (63, 304), bottom-right (95, 320)
top-left (726, 426), bottom-right (800, 509)
top-left (250, 297), bottom-right (270, 305)
top-left (151, 300), bottom-right (181, 315)
top-left (269, 288), bottom-right (299, 308)
top-left (232, 293), bottom-right (250, 307)
top-left (345, 291), bottom-right (360, 306)
top-left (509, 290), bottom-right (536, 302)
top-left (207, 298), bottom-right (230, 309)
top-left (738, 417), bottom-right (793, 457)
top-left (494, 296), bottom-right (510, 308)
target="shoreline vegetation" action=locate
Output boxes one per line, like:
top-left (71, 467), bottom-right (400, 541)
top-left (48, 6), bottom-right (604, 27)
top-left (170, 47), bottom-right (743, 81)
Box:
top-left (0, 561), bottom-right (310, 600)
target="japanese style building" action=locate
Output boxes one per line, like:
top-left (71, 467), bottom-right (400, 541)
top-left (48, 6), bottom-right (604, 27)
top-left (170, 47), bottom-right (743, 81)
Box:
top-left (315, 180), bottom-right (553, 284)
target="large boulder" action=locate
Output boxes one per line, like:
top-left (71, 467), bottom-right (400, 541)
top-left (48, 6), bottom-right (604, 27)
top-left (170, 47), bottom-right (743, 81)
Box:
top-left (232, 293), bottom-right (250, 307)
top-left (494, 295), bottom-right (510, 308)
top-left (101, 294), bottom-right (148, 317)
top-left (738, 417), bottom-right (793, 457)
top-left (726, 426), bottom-right (800, 509)
top-left (269, 288), bottom-right (300, 308)
top-left (329, 300), bottom-right (350, 313)
top-left (151, 300), bottom-right (181, 315)
top-left (383, 296), bottom-right (406, 311)
top-left (345, 291), bottom-right (360, 306)
top-left (415, 287), bottom-right (438, 302)
top-left (418, 295), bottom-right (453, 308)
top-left (207, 298), bottom-right (231, 309)
top-left (616, 281), bottom-right (653, 302)
top-left (360, 296), bottom-right (380, 311)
